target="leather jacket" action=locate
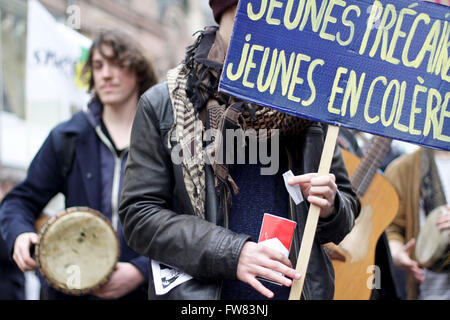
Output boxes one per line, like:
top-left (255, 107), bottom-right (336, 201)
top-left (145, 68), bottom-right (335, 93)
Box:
top-left (119, 82), bottom-right (360, 300)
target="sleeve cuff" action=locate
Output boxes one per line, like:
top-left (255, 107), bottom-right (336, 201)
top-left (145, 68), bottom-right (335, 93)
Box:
top-left (5, 225), bottom-right (36, 259)
top-left (128, 256), bottom-right (150, 283)
top-left (316, 190), bottom-right (354, 244)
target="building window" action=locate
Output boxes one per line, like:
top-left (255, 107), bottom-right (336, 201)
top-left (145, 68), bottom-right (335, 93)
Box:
top-left (1, 3), bottom-right (26, 119)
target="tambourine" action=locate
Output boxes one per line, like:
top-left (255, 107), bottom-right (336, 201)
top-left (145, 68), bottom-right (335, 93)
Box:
top-left (35, 207), bottom-right (120, 295)
top-left (415, 205), bottom-right (450, 272)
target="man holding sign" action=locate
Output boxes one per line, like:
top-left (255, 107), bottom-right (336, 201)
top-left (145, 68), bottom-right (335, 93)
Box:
top-left (119, 0), bottom-right (359, 300)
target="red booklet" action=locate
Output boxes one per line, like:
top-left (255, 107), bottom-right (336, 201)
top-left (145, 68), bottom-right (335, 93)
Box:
top-left (258, 213), bottom-right (297, 254)
top-left (257, 213), bottom-right (297, 285)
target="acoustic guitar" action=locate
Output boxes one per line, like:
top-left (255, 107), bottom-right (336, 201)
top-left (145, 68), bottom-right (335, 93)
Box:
top-left (325, 136), bottom-right (399, 300)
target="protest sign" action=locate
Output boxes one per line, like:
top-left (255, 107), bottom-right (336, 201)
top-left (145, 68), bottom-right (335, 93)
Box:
top-left (219, 0), bottom-right (450, 151)
top-left (26, 0), bottom-right (92, 127)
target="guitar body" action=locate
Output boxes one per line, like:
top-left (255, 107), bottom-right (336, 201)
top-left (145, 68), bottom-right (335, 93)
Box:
top-left (332, 149), bottom-right (399, 300)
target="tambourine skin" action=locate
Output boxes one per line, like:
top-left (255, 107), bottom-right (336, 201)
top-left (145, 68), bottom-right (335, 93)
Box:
top-left (415, 206), bottom-right (450, 272)
top-left (35, 207), bottom-right (120, 296)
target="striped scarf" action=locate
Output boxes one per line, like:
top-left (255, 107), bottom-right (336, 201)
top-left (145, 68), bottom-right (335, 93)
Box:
top-left (167, 27), bottom-right (312, 218)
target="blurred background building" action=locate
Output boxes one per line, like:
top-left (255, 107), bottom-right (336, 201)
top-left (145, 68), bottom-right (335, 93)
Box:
top-left (0, 0), bottom-right (214, 184)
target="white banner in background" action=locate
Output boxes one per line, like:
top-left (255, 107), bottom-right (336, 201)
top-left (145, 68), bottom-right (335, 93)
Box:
top-left (26, 0), bottom-right (92, 127)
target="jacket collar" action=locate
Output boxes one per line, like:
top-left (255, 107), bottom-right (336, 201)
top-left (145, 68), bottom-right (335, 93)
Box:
top-left (85, 96), bottom-right (103, 128)
top-left (59, 97), bottom-right (102, 134)
top-left (420, 148), bottom-right (446, 215)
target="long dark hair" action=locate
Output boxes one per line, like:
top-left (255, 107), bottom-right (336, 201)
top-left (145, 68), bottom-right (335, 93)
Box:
top-left (82, 29), bottom-right (158, 96)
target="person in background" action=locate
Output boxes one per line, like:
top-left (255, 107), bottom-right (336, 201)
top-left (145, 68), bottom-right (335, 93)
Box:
top-left (385, 148), bottom-right (450, 300)
top-left (0, 29), bottom-right (158, 300)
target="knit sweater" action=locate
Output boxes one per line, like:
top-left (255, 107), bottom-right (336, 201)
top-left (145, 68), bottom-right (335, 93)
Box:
top-left (220, 163), bottom-right (291, 300)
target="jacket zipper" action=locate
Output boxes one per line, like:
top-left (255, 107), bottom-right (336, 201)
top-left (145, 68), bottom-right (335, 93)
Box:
top-left (215, 188), bottom-right (230, 300)
top-left (111, 154), bottom-right (126, 230)
top-left (95, 126), bottom-right (127, 231)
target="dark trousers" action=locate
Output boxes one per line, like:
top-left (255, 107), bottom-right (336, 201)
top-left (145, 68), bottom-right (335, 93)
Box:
top-left (0, 264), bottom-right (25, 300)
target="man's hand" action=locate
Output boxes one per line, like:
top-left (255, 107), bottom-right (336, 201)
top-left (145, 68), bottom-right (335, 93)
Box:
top-left (391, 238), bottom-right (424, 284)
top-left (92, 262), bottom-right (145, 299)
top-left (13, 232), bottom-right (39, 272)
top-left (288, 173), bottom-right (337, 219)
top-left (236, 242), bottom-right (301, 299)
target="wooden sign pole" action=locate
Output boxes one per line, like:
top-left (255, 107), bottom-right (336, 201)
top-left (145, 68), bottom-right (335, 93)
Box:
top-left (289, 125), bottom-right (340, 300)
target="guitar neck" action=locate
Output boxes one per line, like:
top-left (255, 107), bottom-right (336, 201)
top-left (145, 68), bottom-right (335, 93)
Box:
top-left (351, 136), bottom-right (393, 196)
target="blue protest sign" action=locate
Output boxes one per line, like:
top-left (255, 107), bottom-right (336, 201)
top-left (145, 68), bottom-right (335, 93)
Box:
top-left (219, 0), bottom-right (450, 151)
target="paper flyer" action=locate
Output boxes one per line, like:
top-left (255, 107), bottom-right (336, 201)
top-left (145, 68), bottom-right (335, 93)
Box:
top-left (151, 260), bottom-right (193, 295)
top-left (282, 170), bottom-right (304, 205)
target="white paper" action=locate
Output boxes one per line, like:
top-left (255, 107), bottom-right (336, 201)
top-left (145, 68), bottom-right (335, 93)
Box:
top-left (259, 238), bottom-right (290, 258)
top-left (151, 260), bottom-right (193, 295)
top-left (283, 170), bottom-right (304, 205)
top-left (257, 238), bottom-right (290, 286)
